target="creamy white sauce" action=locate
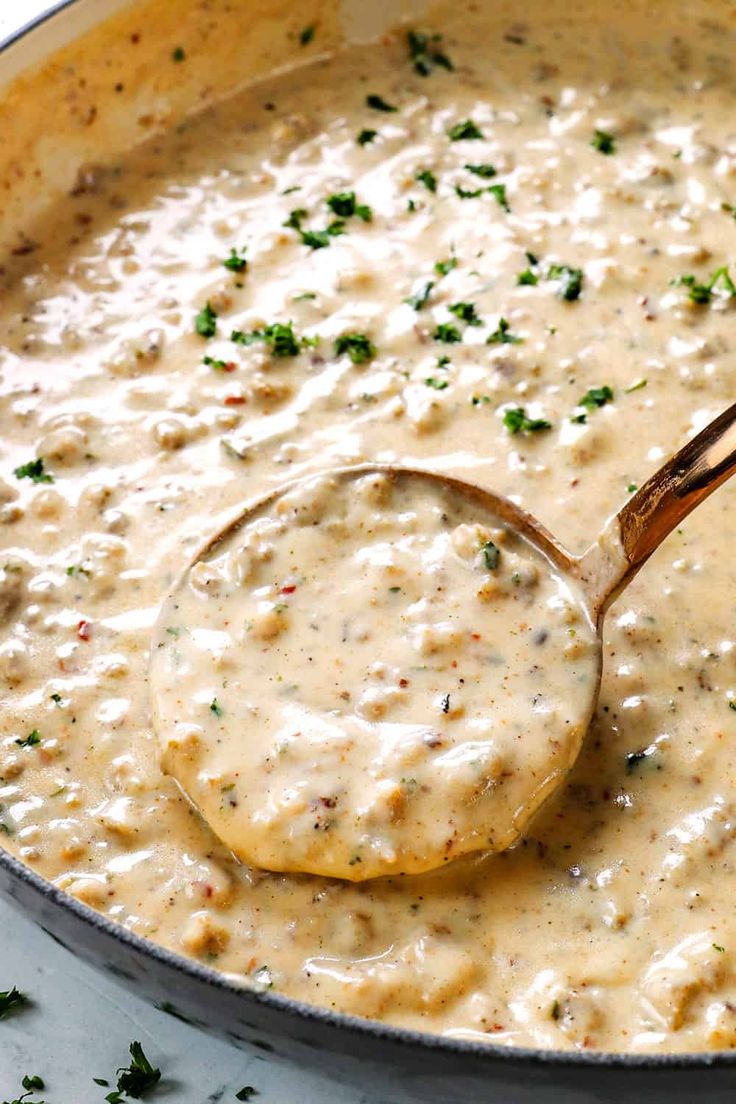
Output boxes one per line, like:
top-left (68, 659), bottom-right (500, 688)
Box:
top-left (151, 468), bottom-right (597, 879)
top-left (1, 0), bottom-right (736, 1053)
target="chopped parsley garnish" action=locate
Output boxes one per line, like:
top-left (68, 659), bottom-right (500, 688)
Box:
top-left (517, 251), bottom-right (540, 285)
top-left (448, 119), bottom-right (484, 141)
top-left (325, 191), bottom-right (372, 221)
top-left (437, 355), bottom-right (451, 368)
top-left (66, 564), bottom-right (90, 578)
top-left (488, 183), bottom-right (510, 211)
top-left (448, 301), bottom-right (482, 326)
top-left (235, 1090), bottom-right (258, 1102)
top-left (171, 46), bottom-right (185, 62)
top-left (50, 693), bottom-right (62, 704)
top-left (579, 385), bottom-right (614, 409)
top-left (407, 30), bottom-right (454, 76)
top-left (0, 986), bottom-right (27, 1020)
top-left (434, 256), bottom-right (457, 277)
top-left (482, 540), bottom-right (500, 570)
top-left (672, 266), bottom-right (736, 304)
top-left (210, 698), bottom-right (223, 718)
top-left (415, 169), bottom-right (438, 193)
top-left (433, 322), bottom-right (462, 343)
top-left (284, 207), bottom-right (352, 249)
top-left (465, 163), bottom-right (497, 178)
top-left (713, 943), bottom-right (726, 954)
top-left (357, 128), bottom-right (378, 146)
top-left (103, 1041), bottom-right (161, 1102)
top-left (366, 94), bottom-right (397, 113)
top-left (15, 730), bottom-right (41, 748)
top-left (203, 355), bottom-right (235, 372)
top-left (13, 458), bottom-right (53, 485)
top-left (547, 264), bottom-right (584, 301)
top-left (424, 377), bottom-right (449, 390)
top-left (334, 333), bottom-right (376, 364)
top-left (591, 128), bottom-right (616, 154)
top-left (299, 24), bottom-right (315, 45)
top-left (231, 322), bottom-right (312, 357)
top-left (405, 281), bottom-right (434, 310)
top-left (487, 317), bottom-right (522, 344)
top-left (223, 247), bottom-right (247, 273)
top-left (454, 185), bottom-right (485, 200)
top-left (502, 406), bottom-right (552, 434)
top-left (194, 301), bottom-right (218, 338)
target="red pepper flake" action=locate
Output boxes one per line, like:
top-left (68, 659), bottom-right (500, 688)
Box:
top-left (280, 585), bottom-right (297, 594)
top-left (471, 632), bottom-right (481, 641)
top-left (224, 395), bottom-right (246, 405)
top-left (222, 362), bottom-right (237, 372)
top-left (398, 678), bottom-right (409, 688)
top-left (77, 619), bottom-right (91, 640)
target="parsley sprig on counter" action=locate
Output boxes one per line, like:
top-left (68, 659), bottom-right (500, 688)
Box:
top-left (0, 986), bottom-right (27, 1019)
top-left (3, 1073), bottom-right (45, 1104)
top-left (100, 1041), bottom-right (161, 1103)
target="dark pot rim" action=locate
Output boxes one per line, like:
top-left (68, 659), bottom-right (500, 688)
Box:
top-left (1, 0), bottom-right (734, 1075)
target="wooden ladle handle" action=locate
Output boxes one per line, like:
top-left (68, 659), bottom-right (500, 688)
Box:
top-left (579, 402), bottom-right (736, 618)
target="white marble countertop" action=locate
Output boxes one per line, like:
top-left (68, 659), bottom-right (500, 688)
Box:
top-left (0, 5), bottom-right (377, 1102)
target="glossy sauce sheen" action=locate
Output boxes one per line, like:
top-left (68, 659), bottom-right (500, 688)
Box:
top-left (1, 0), bottom-right (736, 1052)
top-left (151, 469), bottom-right (598, 879)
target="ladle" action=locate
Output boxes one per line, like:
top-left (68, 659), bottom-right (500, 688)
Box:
top-left (150, 401), bottom-right (736, 880)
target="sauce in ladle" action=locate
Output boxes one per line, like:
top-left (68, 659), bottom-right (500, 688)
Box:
top-left (151, 468), bottom-right (599, 879)
top-left (152, 402), bottom-right (736, 880)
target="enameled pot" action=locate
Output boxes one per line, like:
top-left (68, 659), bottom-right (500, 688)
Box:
top-left (1, 3), bottom-right (735, 1099)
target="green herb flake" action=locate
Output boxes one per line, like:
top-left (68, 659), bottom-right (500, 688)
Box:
top-left (625, 378), bottom-right (647, 393)
top-left (433, 322), bottom-right (463, 344)
top-left (15, 730), bottom-right (41, 749)
top-left (232, 322), bottom-right (307, 358)
top-left (357, 128), bottom-right (378, 146)
top-left (488, 183), bottom-right (510, 211)
top-left (13, 458), bottom-right (53, 485)
top-left (334, 333), bottom-right (376, 365)
top-left (424, 377), bottom-right (449, 390)
top-left (366, 93), bottom-right (397, 113)
top-left (50, 693), bottom-right (62, 704)
top-left (448, 301), bottom-right (482, 326)
top-left (487, 317), bottom-right (522, 345)
top-left (194, 301), bottom-right (218, 338)
top-left (299, 24), bottom-right (315, 45)
top-left (223, 247), bottom-right (247, 273)
top-left (235, 1089), bottom-right (258, 1102)
top-left (729, 701), bottom-right (736, 712)
top-left (66, 564), bottom-right (91, 578)
top-left (210, 698), bottom-right (223, 718)
top-left (434, 256), bottom-right (457, 277)
top-left (405, 281), bottom-right (434, 310)
top-left (591, 128), bottom-right (616, 154)
top-left (465, 163), bottom-right (497, 179)
top-left (579, 385), bottom-right (614, 410)
top-left (171, 46), bottom-right (186, 62)
top-left (482, 540), bottom-right (501, 570)
top-left (547, 264), bottom-right (584, 301)
top-left (407, 29), bottom-right (454, 76)
top-left (454, 185), bottom-right (484, 200)
top-left (415, 169), bottom-right (438, 193)
top-left (0, 986), bottom-right (27, 1020)
top-left (448, 119), bottom-right (484, 141)
top-left (673, 265), bottom-right (736, 304)
top-left (517, 251), bottom-right (540, 286)
top-left (107, 1041), bottom-right (161, 1101)
top-left (502, 406), bottom-right (552, 435)
top-left (326, 191), bottom-right (372, 221)
top-left (627, 482), bottom-right (638, 493)
top-left (713, 943), bottom-right (726, 953)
